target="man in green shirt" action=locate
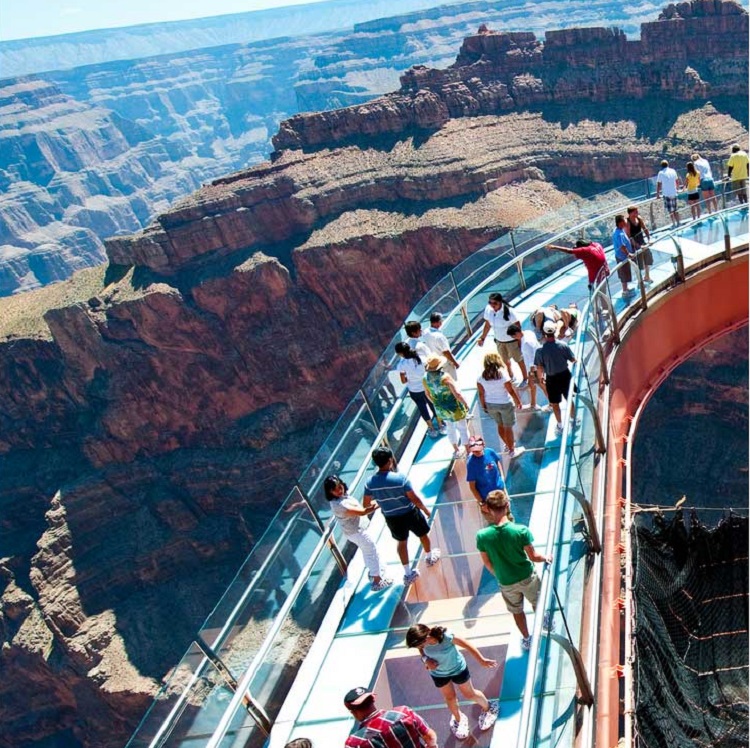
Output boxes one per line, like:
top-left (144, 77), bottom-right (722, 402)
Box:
top-left (476, 490), bottom-right (552, 651)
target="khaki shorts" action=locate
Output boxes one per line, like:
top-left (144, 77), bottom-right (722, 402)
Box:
top-left (500, 571), bottom-right (541, 614)
top-left (495, 339), bottom-right (523, 365)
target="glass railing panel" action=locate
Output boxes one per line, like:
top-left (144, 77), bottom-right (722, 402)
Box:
top-left (463, 263), bottom-right (526, 325)
top-left (452, 234), bottom-right (516, 299)
top-left (520, 246), bottom-right (574, 294)
top-left (304, 407), bottom-right (380, 517)
top-left (125, 642), bottom-right (234, 748)
top-left (245, 545), bottom-right (345, 724)
top-left (297, 393), bottom-right (372, 514)
top-left (530, 685), bottom-right (579, 748)
top-left (198, 487), bottom-right (323, 654)
top-left (408, 276), bottom-right (459, 323)
top-left (383, 393), bottom-right (419, 458)
top-left (440, 310), bottom-right (471, 352)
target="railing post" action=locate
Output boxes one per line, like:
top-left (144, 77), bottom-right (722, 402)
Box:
top-left (509, 229), bottom-right (518, 256)
top-left (193, 638), bottom-right (273, 735)
top-left (588, 330), bottom-right (610, 386)
top-left (576, 395), bottom-right (606, 458)
top-left (450, 271), bottom-right (473, 338)
top-left (633, 256), bottom-right (648, 310)
top-left (671, 238), bottom-right (686, 283)
top-left (517, 258), bottom-right (527, 292)
top-left (296, 482), bottom-right (348, 575)
top-left (544, 632), bottom-right (595, 706)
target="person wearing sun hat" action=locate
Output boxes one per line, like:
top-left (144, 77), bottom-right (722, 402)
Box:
top-left (343, 686), bottom-right (439, 747)
top-left (422, 354), bottom-right (471, 458)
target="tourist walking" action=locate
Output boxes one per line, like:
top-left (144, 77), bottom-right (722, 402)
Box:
top-left (404, 320), bottom-right (431, 358)
top-left (612, 214), bottom-right (636, 296)
top-left (325, 475), bottom-right (392, 592)
top-left (476, 490), bottom-right (552, 651)
top-left (727, 144), bottom-right (749, 204)
top-left (626, 206), bottom-right (653, 283)
top-left (478, 292), bottom-right (528, 385)
top-left (466, 435), bottom-right (505, 509)
top-left (344, 687), bottom-right (439, 748)
top-left (684, 162), bottom-right (702, 220)
top-left (422, 312), bottom-right (460, 379)
top-left (405, 624), bottom-right (499, 739)
top-left (507, 323), bottom-right (548, 410)
top-left (476, 352), bottom-right (525, 458)
top-left (363, 447), bottom-right (440, 586)
top-left (656, 159), bottom-right (682, 226)
top-left (692, 152), bottom-right (718, 213)
top-left (394, 342), bottom-right (443, 437)
top-left (534, 320), bottom-right (577, 435)
top-left (423, 354), bottom-right (471, 458)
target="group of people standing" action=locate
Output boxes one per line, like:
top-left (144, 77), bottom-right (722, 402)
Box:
top-left (291, 151), bottom-right (747, 746)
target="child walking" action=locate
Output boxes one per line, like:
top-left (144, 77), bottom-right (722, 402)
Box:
top-left (406, 624), bottom-right (499, 739)
top-left (324, 475), bottom-right (393, 592)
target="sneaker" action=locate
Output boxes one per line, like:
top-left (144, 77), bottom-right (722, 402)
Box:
top-left (371, 577), bottom-right (393, 592)
top-left (478, 700), bottom-right (499, 731)
top-left (521, 635), bottom-right (533, 652)
top-left (427, 427), bottom-right (439, 438)
top-left (508, 446), bottom-right (526, 459)
top-left (425, 548), bottom-right (441, 566)
top-left (453, 447), bottom-right (465, 459)
top-left (449, 713), bottom-right (470, 740)
top-left (438, 423), bottom-right (448, 435)
top-left (403, 569), bottom-right (420, 586)
top-left (555, 423), bottom-right (564, 435)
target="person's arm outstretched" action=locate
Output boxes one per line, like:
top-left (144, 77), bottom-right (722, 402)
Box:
top-left (454, 636), bottom-right (497, 668)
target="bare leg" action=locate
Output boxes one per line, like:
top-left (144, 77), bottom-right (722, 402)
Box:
top-left (551, 402), bottom-right (562, 425)
top-left (499, 424), bottom-right (515, 452)
top-left (518, 358), bottom-right (528, 382)
top-left (529, 381), bottom-right (537, 409)
top-left (396, 539), bottom-right (409, 565)
top-left (456, 679), bottom-right (490, 712)
top-left (419, 534), bottom-right (432, 554)
top-left (438, 683), bottom-right (462, 722)
top-left (513, 612), bottom-right (530, 637)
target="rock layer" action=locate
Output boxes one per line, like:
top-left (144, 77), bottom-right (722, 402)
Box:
top-left (0, 3), bottom-right (748, 746)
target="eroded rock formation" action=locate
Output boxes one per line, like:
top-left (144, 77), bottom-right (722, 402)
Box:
top-left (0, 2), bottom-right (748, 746)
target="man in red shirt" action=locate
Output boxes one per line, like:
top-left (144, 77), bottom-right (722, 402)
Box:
top-left (546, 240), bottom-right (609, 290)
top-left (344, 687), bottom-right (439, 748)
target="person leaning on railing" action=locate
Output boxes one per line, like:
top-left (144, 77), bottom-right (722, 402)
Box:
top-left (545, 239), bottom-right (609, 292)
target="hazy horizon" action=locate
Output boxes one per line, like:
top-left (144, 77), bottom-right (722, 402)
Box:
top-left (0, 0), bottom-right (337, 42)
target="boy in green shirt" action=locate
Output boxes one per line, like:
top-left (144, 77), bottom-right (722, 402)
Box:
top-left (476, 490), bottom-right (552, 651)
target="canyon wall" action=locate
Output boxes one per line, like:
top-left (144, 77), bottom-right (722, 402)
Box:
top-left (0, 0), bottom-right (675, 296)
top-left (0, 2), bottom-right (748, 746)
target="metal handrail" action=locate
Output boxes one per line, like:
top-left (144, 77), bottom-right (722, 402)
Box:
top-left (515, 204), bottom-right (746, 748)
top-left (129, 177), bottom-right (743, 747)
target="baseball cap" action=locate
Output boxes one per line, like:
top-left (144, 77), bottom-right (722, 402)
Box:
top-left (542, 320), bottom-right (557, 334)
top-left (344, 687), bottom-right (374, 706)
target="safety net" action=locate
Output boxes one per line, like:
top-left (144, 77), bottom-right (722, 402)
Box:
top-left (631, 510), bottom-right (748, 748)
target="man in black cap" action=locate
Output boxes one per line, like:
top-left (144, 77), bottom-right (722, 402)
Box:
top-left (343, 686), bottom-right (439, 747)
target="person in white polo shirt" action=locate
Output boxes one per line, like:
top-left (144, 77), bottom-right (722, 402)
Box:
top-left (478, 292), bottom-right (528, 386)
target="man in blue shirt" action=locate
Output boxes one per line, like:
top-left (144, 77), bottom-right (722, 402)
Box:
top-left (612, 214), bottom-right (635, 297)
top-left (534, 321), bottom-right (577, 435)
top-left (465, 436), bottom-right (505, 511)
top-left (363, 446), bottom-right (440, 585)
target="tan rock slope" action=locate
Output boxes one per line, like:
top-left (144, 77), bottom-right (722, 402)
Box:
top-left (0, 2), bottom-right (747, 746)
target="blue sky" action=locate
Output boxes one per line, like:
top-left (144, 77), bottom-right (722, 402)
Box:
top-left (0, 0), bottom-right (331, 41)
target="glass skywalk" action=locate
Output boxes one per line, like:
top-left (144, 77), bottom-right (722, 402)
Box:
top-left (126, 173), bottom-right (748, 748)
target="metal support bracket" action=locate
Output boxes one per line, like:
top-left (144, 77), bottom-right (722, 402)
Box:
top-left (566, 486), bottom-right (602, 553)
top-left (543, 632), bottom-right (595, 707)
top-left (577, 394), bottom-right (606, 456)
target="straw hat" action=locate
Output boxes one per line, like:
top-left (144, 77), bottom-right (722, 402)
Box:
top-left (424, 354), bottom-right (447, 371)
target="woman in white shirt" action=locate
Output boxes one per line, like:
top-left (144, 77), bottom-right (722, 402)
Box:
top-left (395, 342), bottom-right (443, 437)
top-left (477, 353), bottom-right (525, 458)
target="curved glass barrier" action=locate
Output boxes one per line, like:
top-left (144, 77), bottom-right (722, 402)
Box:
top-left (126, 165), bottom-right (746, 747)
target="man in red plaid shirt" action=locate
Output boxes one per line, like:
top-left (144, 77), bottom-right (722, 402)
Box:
top-left (344, 687), bottom-right (439, 748)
